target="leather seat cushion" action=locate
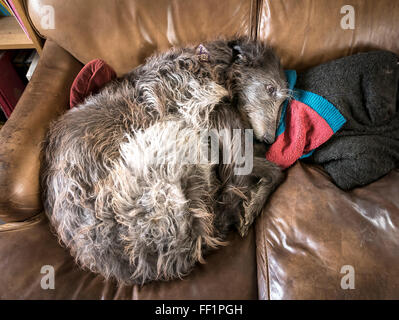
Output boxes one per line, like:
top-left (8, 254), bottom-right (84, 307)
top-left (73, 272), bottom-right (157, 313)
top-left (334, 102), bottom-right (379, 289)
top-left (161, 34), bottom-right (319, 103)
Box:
top-left (0, 214), bottom-right (258, 299)
top-left (256, 162), bottom-right (399, 299)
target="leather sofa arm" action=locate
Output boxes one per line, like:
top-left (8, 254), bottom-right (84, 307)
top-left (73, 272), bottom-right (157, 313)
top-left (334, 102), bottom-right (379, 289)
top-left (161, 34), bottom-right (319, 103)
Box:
top-left (0, 40), bottom-right (83, 223)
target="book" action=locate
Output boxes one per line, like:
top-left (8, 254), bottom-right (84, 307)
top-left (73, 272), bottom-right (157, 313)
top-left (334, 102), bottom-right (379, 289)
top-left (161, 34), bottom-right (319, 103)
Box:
top-left (12, 49), bottom-right (32, 83)
top-left (4, 0), bottom-right (30, 40)
top-left (0, 0), bottom-right (12, 16)
top-left (26, 51), bottom-right (39, 81)
top-left (0, 50), bottom-right (26, 118)
top-left (25, 49), bottom-right (36, 64)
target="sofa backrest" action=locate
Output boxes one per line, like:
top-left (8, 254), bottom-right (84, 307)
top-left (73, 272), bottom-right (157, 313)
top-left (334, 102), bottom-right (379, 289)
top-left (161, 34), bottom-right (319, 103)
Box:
top-left (26, 0), bottom-right (255, 75)
top-left (26, 0), bottom-right (399, 74)
top-left (256, 0), bottom-right (399, 70)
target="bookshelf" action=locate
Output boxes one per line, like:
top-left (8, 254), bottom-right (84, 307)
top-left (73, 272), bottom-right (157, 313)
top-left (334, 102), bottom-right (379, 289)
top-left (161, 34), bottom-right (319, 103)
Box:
top-left (0, 16), bottom-right (35, 49)
top-left (0, 0), bottom-right (42, 54)
top-left (0, 1), bottom-right (43, 121)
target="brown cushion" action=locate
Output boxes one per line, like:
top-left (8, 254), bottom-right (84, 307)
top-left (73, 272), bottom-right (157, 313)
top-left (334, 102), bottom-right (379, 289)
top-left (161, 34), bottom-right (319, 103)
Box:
top-left (0, 214), bottom-right (257, 299)
top-left (256, 162), bottom-right (399, 299)
top-left (26, 0), bottom-right (254, 75)
top-left (258, 0), bottom-right (399, 70)
top-left (27, 0), bottom-right (399, 73)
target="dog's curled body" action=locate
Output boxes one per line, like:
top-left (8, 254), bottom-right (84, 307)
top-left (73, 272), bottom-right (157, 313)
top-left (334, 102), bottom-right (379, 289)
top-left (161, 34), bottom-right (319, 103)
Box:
top-left (41, 38), bottom-right (287, 284)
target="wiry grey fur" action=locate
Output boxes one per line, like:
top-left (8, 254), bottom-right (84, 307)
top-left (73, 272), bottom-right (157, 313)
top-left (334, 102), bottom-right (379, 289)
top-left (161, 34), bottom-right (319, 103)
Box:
top-left (40, 38), bottom-right (288, 285)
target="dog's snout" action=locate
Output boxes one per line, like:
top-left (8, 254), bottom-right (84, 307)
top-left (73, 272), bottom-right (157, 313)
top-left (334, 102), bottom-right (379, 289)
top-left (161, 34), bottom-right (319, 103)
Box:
top-left (263, 134), bottom-right (274, 144)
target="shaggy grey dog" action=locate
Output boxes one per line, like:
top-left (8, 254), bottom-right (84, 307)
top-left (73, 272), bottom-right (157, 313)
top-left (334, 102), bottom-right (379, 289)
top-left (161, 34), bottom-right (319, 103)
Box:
top-left (40, 38), bottom-right (288, 285)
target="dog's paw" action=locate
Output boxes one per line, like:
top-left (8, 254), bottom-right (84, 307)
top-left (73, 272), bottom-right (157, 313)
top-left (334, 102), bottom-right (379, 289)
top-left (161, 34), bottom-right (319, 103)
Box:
top-left (237, 213), bottom-right (251, 238)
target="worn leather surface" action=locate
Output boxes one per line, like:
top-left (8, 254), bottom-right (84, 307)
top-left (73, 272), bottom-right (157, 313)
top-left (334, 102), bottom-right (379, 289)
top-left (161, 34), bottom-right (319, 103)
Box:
top-left (0, 214), bottom-right (257, 299)
top-left (26, 0), bottom-right (399, 73)
top-left (26, 0), bottom-right (254, 75)
top-left (0, 40), bottom-right (82, 222)
top-left (256, 163), bottom-right (399, 299)
top-left (258, 0), bottom-right (399, 70)
top-left (0, 0), bottom-right (398, 299)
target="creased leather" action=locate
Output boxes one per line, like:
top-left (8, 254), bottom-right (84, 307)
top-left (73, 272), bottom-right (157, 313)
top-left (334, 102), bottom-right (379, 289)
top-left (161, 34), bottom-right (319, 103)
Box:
top-left (26, 0), bottom-right (253, 75)
top-left (0, 0), bottom-right (398, 300)
top-left (259, 0), bottom-right (399, 70)
top-left (0, 40), bottom-right (83, 222)
top-left (256, 163), bottom-right (399, 299)
top-left (0, 214), bottom-right (257, 300)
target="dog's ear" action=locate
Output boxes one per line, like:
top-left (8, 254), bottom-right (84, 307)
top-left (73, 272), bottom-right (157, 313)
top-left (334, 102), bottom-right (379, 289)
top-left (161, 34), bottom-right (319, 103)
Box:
top-left (228, 40), bottom-right (244, 63)
top-left (232, 45), bottom-right (243, 61)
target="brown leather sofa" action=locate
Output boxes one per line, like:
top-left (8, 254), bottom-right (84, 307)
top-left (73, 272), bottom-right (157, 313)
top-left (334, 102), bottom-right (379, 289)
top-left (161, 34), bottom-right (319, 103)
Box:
top-left (0, 0), bottom-right (398, 299)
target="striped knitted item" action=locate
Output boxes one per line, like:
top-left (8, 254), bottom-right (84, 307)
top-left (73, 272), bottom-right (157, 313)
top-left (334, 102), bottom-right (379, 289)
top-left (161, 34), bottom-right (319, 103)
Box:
top-left (266, 70), bottom-right (346, 169)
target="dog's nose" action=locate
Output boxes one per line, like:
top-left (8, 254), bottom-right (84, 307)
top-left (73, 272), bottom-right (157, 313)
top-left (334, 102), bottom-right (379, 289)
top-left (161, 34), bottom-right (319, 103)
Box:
top-left (263, 134), bottom-right (274, 144)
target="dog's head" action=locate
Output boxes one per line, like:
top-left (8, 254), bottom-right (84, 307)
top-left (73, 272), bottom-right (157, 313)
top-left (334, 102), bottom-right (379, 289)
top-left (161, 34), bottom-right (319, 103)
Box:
top-left (228, 38), bottom-right (289, 144)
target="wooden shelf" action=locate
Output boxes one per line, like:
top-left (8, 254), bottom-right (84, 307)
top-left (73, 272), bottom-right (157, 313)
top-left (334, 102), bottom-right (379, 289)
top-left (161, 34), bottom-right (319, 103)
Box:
top-left (0, 16), bottom-right (35, 50)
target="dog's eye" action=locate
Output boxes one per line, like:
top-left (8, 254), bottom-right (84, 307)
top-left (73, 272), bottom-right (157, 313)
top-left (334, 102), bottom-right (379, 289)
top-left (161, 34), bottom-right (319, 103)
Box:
top-left (265, 84), bottom-right (276, 96)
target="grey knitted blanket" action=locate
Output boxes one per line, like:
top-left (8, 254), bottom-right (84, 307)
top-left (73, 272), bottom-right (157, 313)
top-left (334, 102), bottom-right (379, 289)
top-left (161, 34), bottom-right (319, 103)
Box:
top-left (295, 51), bottom-right (399, 190)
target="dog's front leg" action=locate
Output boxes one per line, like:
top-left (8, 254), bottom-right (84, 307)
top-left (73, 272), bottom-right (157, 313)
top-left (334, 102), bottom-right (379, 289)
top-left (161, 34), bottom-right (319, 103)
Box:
top-left (237, 157), bottom-right (284, 237)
